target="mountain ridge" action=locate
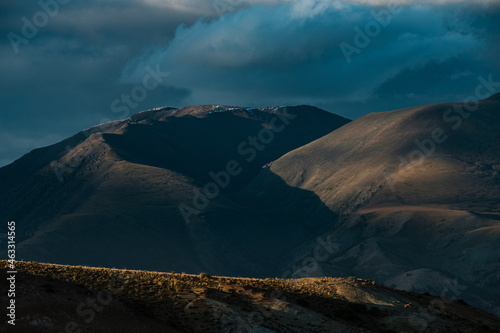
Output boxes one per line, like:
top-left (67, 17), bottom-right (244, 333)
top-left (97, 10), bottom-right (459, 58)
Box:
top-left (239, 94), bottom-right (500, 315)
top-left (1, 95), bottom-right (499, 316)
top-left (0, 104), bottom-right (349, 278)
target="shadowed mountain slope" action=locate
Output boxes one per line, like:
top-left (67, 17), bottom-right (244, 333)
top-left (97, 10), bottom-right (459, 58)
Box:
top-left (240, 94), bottom-right (500, 315)
top-left (1, 95), bottom-right (499, 316)
top-left (263, 97), bottom-right (500, 212)
top-left (0, 105), bottom-right (349, 277)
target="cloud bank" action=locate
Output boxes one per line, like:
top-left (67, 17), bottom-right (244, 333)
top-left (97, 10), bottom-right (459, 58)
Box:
top-left (121, 0), bottom-right (500, 116)
top-left (1, 0), bottom-right (499, 166)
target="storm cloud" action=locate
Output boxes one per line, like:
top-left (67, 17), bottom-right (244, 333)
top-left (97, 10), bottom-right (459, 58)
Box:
top-left (1, 0), bottom-right (499, 166)
top-left (122, 0), bottom-right (499, 111)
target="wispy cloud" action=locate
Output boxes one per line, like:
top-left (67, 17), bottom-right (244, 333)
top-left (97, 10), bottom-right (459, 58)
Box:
top-left (0, 0), bottom-right (499, 166)
top-left (121, 0), bottom-right (496, 112)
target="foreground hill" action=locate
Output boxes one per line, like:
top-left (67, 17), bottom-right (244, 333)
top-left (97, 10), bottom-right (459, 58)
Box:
top-left (0, 105), bottom-right (349, 277)
top-left (241, 94), bottom-right (500, 314)
top-left (2, 261), bottom-right (499, 333)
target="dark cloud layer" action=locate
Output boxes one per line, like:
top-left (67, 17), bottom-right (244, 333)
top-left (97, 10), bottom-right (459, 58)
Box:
top-left (1, 0), bottom-right (499, 166)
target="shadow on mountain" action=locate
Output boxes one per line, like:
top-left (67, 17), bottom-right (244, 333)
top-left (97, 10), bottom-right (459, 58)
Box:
top-left (102, 110), bottom-right (347, 192)
top-left (189, 168), bottom-right (340, 278)
top-left (2, 168), bottom-right (338, 279)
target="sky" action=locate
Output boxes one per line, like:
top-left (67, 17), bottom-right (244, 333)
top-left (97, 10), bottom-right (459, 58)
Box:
top-left (1, 0), bottom-right (499, 167)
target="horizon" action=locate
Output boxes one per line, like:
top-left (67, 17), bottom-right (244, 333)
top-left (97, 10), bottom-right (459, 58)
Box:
top-left (1, 0), bottom-right (500, 166)
top-left (2, 1), bottom-right (500, 330)
top-left (3, 89), bottom-right (499, 168)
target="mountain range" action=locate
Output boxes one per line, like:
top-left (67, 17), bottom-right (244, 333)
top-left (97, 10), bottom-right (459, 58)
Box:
top-left (1, 94), bottom-right (499, 316)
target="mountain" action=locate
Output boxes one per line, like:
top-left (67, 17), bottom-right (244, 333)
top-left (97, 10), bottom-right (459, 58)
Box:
top-left (0, 105), bottom-right (349, 277)
top-left (240, 94), bottom-right (500, 315)
top-left (2, 260), bottom-right (500, 333)
top-left (1, 94), bottom-right (499, 317)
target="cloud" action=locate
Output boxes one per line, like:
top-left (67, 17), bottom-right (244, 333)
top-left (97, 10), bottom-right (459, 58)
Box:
top-left (341, 0), bottom-right (498, 4)
top-left (120, 0), bottom-right (499, 114)
top-left (1, 0), bottom-right (499, 166)
top-left (0, 0), bottom-right (202, 166)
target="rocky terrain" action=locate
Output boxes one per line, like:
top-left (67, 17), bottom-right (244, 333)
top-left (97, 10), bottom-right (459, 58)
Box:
top-left (2, 260), bottom-right (500, 333)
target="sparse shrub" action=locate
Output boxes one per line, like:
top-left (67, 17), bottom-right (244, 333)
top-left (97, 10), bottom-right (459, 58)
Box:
top-left (199, 272), bottom-right (211, 279)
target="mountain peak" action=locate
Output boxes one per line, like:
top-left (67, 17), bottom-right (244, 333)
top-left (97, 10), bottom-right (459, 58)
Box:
top-left (174, 104), bottom-right (288, 119)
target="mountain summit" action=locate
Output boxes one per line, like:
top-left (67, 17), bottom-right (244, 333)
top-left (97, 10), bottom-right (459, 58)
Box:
top-left (1, 96), bottom-right (499, 316)
top-left (242, 95), bottom-right (500, 314)
top-left (0, 105), bottom-right (349, 277)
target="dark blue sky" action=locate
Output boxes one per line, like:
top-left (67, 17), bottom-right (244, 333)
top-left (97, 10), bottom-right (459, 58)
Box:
top-left (1, 0), bottom-right (499, 167)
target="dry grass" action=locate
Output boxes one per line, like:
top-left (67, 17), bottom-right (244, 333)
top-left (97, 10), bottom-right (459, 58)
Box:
top-left (1, 260), bottom-right (500, 332)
